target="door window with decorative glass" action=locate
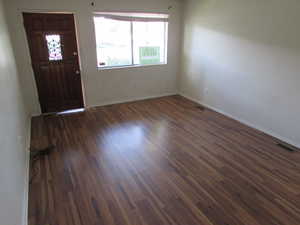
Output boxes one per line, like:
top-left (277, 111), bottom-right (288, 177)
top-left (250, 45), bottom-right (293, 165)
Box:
top-left (46, 34), bottom-right (63, 61)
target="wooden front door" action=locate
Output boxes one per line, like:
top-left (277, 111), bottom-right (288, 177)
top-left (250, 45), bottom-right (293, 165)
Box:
top-left (23, 13), bottom-right (84, 113)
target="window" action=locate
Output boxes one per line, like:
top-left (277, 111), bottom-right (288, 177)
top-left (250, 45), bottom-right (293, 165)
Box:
top-left (94, 12), bottom-right (168, 68)
top-left (46, 34), bottom-right (63, 61)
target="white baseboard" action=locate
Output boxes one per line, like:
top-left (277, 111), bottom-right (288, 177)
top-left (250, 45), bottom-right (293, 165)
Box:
top-left (28, 92), bottom-right (300, 148)
top-left (32, 93), bottom-right (178, 116)
top-left (88, 92), bottom-right (178, 108)
top-left (179, 93), bottom-right (300, 149)
top-left (22, 115), bottom-right (31, 225)
top-left (31, 113), bottom-right (40, 117)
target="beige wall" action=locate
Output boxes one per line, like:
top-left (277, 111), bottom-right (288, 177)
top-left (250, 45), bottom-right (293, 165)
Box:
top-left (180, 0), bottom-right (300, 147)
top-left (5, 0), bottom-right (182, 115)
top-left (0, 0), bottom-right (31, 224)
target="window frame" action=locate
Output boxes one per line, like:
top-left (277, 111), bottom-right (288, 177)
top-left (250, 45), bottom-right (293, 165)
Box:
top-left (93, 12), bottom-right (169, 70)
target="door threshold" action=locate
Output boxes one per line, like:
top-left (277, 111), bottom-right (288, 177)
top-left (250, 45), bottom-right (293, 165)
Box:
top-left (41, 108), bottom-right (85, 117)
top-left (56, 108), bottom-right (85, 115)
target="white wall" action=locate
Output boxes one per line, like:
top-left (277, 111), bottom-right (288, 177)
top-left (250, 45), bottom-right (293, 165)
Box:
top-left (180, 0), bottom-right (300, 147)
top-left (5, 0), bottom-right (182, 115)
top-left (0, 0), bottom-right (31, 224)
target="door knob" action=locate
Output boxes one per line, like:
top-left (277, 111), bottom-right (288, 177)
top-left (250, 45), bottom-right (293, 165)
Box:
top-left (75, 70), bottom-right (80, 74)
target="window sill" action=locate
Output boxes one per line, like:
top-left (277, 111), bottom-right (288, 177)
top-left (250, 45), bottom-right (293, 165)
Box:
top-left (97, 63), bottom-right (167, 71)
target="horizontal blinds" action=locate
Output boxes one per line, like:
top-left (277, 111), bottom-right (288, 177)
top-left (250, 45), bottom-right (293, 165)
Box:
top-left (94, 12), bottom-right (169, 22)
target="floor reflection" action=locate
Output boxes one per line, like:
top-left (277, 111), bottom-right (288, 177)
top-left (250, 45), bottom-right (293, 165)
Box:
top-left (101, 122), bottom-right (146, 152)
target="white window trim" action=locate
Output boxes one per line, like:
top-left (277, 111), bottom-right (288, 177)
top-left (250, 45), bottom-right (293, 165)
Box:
top-left (94, 12), bottom-right (169, 22)
top-left (97, 63), bottom-right (168, 71)
top-left (94, 12), bottom-right (169, 70)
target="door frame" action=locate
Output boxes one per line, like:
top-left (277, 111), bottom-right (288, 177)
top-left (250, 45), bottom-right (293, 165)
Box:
top-left (20, 10), bottom-right (86, 114)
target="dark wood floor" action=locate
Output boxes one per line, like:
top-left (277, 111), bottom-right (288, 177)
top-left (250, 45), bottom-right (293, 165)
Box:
top-left (29, 95), bottom-right (300, 225)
